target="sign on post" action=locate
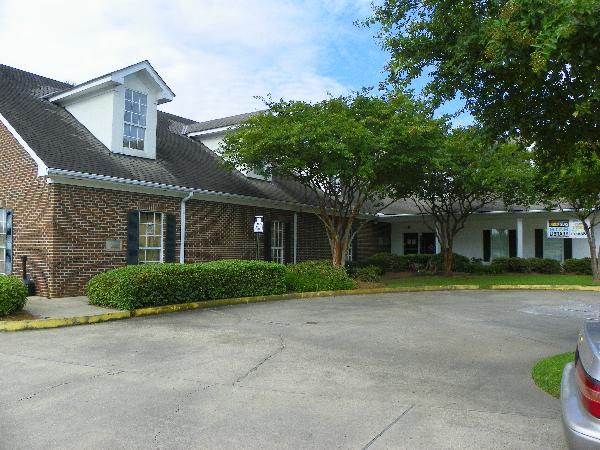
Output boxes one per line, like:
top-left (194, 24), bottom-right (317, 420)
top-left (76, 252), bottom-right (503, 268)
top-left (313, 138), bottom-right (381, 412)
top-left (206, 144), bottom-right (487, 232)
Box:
top-left (547, 219), bottom-right (586, 238)
top-left (253, 216), bottom-right (264, 234)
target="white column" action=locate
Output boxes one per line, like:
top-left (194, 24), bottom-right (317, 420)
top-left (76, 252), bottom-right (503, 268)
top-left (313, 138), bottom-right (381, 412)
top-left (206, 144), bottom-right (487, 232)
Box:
top-left (435, 227), bottom-right (441, 254)
top-left (516, 217), bottom-right (524, 258)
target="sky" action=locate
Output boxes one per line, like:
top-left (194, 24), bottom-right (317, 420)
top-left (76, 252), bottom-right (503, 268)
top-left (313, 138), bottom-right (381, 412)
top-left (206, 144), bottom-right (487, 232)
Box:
top-left (0, 0), bottom-right (469, 124)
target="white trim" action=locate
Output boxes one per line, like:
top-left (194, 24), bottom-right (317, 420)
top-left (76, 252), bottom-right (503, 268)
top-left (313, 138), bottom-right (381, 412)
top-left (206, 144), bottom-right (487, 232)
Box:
top-left (49, 61), bottom-right (175, 105)
top-left (0, 113), bottom-right (48, 176)
top-left (187, 126), bottom-right (231, 137)
top-left (46, 169), bottom-right (315, 213)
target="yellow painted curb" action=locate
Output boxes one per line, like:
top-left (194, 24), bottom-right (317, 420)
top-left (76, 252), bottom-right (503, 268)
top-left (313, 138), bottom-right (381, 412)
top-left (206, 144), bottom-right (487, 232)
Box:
top-left (0, 285), bottom-right (481, 332)
top-left (490, 284), bottom-right (600, 292)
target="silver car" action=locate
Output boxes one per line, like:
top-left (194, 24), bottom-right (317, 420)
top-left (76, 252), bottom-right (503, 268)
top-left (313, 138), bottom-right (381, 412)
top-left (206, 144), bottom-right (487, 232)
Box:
top-left (562, 320), bottom-right (600, 449)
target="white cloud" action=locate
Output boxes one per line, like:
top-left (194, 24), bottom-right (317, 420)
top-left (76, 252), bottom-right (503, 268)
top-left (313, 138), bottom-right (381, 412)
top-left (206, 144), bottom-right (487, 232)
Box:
top-left (0, 0), bottom-right (375, 121)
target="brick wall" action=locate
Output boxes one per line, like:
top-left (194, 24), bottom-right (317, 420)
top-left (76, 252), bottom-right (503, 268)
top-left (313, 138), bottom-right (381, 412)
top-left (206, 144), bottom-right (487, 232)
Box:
top-left (1, 122), bottom-right (390, 297)
top-left (0, 122), bottom-right (54, 295)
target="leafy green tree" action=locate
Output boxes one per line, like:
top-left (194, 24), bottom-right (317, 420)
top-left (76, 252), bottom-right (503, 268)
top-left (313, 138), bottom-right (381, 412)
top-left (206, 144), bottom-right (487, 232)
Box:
top-left (221, 93), bottom-right (444, 266)
top-left (367, 0), bottom-right (600, 162)
top-left (406, 127), bottom-right (535, 275)
top-left (540, 152), bottom-right (600, 280)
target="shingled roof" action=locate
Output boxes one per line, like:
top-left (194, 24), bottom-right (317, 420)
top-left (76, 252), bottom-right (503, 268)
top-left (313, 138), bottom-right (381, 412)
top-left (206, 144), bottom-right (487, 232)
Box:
top-left (0, 64), bottom-right (313, 206)
top-left (185, 111), bottom-right (264, 134)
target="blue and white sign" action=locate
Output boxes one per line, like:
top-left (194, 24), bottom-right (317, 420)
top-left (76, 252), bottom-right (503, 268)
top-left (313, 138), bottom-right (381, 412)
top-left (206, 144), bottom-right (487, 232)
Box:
top-left (547, 219), bottom-right (586, 238)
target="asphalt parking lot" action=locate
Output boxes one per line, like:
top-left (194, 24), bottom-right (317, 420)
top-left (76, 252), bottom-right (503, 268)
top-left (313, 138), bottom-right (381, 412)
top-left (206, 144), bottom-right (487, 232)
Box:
top-left (2, 290), bottom-right (597, 449)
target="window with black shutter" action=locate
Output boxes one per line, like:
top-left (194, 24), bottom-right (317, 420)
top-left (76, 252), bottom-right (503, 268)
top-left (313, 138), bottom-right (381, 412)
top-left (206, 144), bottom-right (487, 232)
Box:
top-left (0, 209), bottom-right (13, 274)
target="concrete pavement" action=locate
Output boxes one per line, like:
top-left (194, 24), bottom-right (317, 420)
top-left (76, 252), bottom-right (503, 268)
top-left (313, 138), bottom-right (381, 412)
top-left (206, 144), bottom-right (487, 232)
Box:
top-left (1, 290), bottom-right (596, 449)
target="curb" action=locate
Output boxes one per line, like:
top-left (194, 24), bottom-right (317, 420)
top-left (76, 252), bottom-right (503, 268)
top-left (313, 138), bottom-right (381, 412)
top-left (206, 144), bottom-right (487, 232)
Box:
top-left (490, 284), bottom-right (600, 292)
top-left (0, 285), bottom-right (479, 332)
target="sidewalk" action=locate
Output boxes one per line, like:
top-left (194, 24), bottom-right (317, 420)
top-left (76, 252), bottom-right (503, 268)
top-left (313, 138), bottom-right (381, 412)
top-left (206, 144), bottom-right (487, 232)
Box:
top-left (25, 296), bottom-right (119, 319)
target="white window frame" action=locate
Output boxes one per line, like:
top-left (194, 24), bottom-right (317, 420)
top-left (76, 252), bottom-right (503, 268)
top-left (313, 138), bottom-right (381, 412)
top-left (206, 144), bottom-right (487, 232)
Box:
top-left (271, 221), bottom-right (285, 264)
top-left (138, 211), bottom-right (163, 264)
top-left (123, 89), bottom-right (148, 151)
top-left (0, 209), bottom-right (6, 274)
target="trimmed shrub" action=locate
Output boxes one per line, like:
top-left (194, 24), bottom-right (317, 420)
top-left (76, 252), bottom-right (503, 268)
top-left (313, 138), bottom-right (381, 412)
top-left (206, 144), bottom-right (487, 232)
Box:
top-left (506, 257), bottom-right (531, 273)
top-left (563, 258), bottom-right (593, 275)
top-left (367, 252), bottom-right (410, 272)
top-left (285, 261), bottom-right (354, 292)
top-left (86, 260), bottom-right (288, 310)
top-left (429, 253), bottom-right (471, 273)
top-left (0, 275), bottom-right (27, 316)
top-left (527, 257), bottom-right (562, 274)
top-left (490, 257), bottom-right (510, 274)
top-left (352, 265), bottom-right (382, 282)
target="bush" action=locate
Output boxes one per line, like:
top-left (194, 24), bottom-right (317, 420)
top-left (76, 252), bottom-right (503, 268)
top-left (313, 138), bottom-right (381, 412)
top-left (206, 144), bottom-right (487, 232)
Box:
top-left (86, 260), bottom-right (288, 310)
top-left (285, 261), bottom-right (354, 292)
top-left (0, 275), bottom-right (27, 316)
top-left (527, 257), bottom-right (562, 274)
top-left (490, 257), bottom-right (510, 274)
top-left (352, 265), bottom-right (382, 282)
top-left (506, 257), bottom-right (531, 273)
top-left (367, 252), bottom-right (409, 272)
top-left (563, 258), bottom-right (593, 275)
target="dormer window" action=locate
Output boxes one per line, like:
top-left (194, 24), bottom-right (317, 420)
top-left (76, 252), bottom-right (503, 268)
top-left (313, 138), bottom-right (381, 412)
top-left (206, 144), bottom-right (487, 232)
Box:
top-left (123, 89), bottom-right (147, 151)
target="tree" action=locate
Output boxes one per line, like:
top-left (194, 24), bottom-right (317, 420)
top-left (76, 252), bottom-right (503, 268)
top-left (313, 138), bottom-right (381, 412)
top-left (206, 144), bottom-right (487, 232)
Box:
top-left (221, 92), bottom-right (444, 266)
top-left (406, 127), bottom-right (534, 275)
top-left (367, 0), bottom-right (600, 162)
top-left (539, 151), bottom-right (600, 280)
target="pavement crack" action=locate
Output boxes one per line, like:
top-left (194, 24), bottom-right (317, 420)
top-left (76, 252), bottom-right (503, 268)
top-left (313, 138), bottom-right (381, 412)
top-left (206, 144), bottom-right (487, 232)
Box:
top-left (154, 382), bottom-right (214, 450)
top-left (360, 404), bottom-right (415, 450)
top-left (13, 369), bottom-right (124, 404)
top-left (233, 335), bottom-right (286, 386)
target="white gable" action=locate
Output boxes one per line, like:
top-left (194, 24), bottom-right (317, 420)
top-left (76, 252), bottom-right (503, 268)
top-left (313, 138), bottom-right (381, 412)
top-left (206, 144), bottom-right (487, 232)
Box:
top-left (49, 61), bottom-right (174, 160)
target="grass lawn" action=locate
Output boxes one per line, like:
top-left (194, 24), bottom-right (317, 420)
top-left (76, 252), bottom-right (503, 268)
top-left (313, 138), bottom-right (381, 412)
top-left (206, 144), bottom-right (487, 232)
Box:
top-left (532, 352), bottom-right (575, 398)
top-left (382, 274), bottom-right (600, 289)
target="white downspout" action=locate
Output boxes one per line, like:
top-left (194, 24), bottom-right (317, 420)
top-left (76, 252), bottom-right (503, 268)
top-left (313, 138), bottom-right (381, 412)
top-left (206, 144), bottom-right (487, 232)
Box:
top-left (293, 212), bottom-right (298, 263)
top-left (180, 191), bottom-right (195, 263)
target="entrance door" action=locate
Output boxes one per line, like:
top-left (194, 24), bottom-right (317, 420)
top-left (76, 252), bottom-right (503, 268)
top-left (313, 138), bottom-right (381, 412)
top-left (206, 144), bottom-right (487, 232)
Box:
top-left (404, 233), bottom-right (419, 254)
top-left (420, 233), bottom-right (436, 254)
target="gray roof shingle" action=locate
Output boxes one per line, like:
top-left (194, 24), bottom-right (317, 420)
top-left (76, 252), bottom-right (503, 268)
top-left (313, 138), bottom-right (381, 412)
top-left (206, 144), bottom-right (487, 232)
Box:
top-left (0, 64), bottom-right (309, 205)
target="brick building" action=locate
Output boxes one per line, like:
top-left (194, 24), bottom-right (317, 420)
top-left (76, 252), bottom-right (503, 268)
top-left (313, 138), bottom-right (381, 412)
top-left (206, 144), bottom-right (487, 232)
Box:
top-left (0, 61), bottom-right (390, 297)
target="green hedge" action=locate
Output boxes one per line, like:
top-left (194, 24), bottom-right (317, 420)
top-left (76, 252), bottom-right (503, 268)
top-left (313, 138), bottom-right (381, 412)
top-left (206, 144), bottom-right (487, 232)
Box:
top-left (367, 252), bottom-right (471, 273)
top-left (0, 275), bottom-right (27, 316)
top-left (285, 261), bottom-right (354, 292)
top-left (527, 257), bottom-right (562, 274)
top-left (563, 258), bottom-right (593, 275)
top-left (352, 265), bottom-right (382, 282)
top-left (86, 260), bottom-right (288, 310)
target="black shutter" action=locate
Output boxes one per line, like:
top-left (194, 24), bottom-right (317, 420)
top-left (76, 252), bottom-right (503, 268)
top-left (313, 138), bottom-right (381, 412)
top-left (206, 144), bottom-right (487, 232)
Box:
top-left (564, 238), bottom-right (573, 260)
top-left (483, 230), bottom-right (491, 262)
top-left (284, 222), bottom-right (293, 264)
top-left (165, 214), bottom-right (176, 263)
top-left (534, 229), bottom-right (544, 258)
top-left (127, 211), bottom-right (139, 265)
top-left (5, 209), bottom-right (13, 274)
top-left (263, 220), bottom-right (272, 261)
top-left (508, 229), bottom-right (517, 258)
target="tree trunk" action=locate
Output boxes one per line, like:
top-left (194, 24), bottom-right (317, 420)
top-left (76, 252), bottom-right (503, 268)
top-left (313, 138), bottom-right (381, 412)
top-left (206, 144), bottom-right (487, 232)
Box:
top-left (441, 239), bottom-right (454, 276)
top-left (583, 220), bottom-right (600, 280)
top-left (330, 233), bottom-right (348, 267)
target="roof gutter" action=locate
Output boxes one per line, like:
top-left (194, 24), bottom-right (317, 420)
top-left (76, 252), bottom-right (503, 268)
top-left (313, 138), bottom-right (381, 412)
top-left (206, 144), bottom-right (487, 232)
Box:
top-left (45, 168), bottom-right (313, 211)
